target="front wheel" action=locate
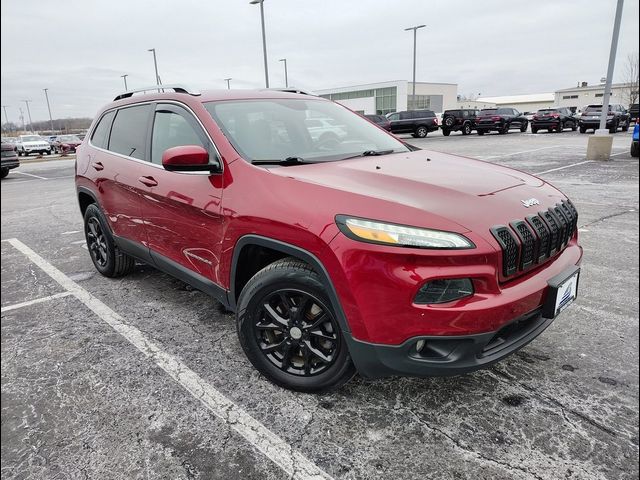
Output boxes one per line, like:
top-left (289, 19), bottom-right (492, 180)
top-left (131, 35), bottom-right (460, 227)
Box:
top-left (0, 168), bottom-right (8, 179)
top-left (556, 122), bottom-right (563, 133)
top-left (236, 258), bottom-right (356, 392)
top-left (442, 129), bottom-right (451, 136)
top-left (477, 129), bottom-right (485, 136)
top-left (84, 204), bottom-right (135, 277)
top-left (579, 125), bottom-right (587, 134)
top-left (622, 119), bottom-right (630, 132)
top-left (571, 123), bottom-right (577, 131)
top-left (520, 121), bottom-right (528, 133)
top-left (499, 123), bottom-right (509, 134)
top-left (531, 126), bottom-right (538, 134)
top-left (414, 126), bottom-right (428, 138)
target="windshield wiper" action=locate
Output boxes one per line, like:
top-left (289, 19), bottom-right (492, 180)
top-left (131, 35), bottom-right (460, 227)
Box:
top-left (340, 149), bottom-right (396, 160)
top-left (251, 157), bottom-right (309, 166)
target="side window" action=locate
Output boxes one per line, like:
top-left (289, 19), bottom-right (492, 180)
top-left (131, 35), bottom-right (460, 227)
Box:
top-left (90, 110), bottom-right (115, 149)
top-left (400, 112), bottom-right (412, 120)
top-left (388, 113), bottom-right (400, 121)
top-left (462, 110), bottom-right (469, 118)
top-left (108, 104), bottom-right (152, 160)
top-left (512, 109), bottom-right (519, 116)
top-left (151, 106), bottom-right (217, 167)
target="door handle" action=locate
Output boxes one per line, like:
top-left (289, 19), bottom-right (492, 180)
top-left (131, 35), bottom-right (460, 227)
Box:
top-left (138, 176), bottom-right (158, 187)
top-left (91, 161), bottom-right (104, 171)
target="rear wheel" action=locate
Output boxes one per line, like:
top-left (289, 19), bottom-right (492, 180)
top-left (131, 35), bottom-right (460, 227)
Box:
top-left (609, 120), bottom-right (618, 134)
top-left (84, 203), bottom-right (135, 277)
top-left (556, 121), bottom-right (563, 133)
top-left (414, 126), bottom-right (428, 138)
top-left (236, 258), bottom-right (356, 392)
top-left (442, 129), bottom-right (451, 136)
top-left (579, 125), bottom-right (587, 134)
top-left (462, 123), bottom-right (472, 135)
top-left (1, 168), bottom-right (8, 179)
top-left (622, 119), bottom-right (630, 132)
top-left (520, 121), bottom-right (528, 133)
top-left (477, 129), bottom-right (485, 135)
top-left (499, 123), bottom-right (509, 134)
top-left (571, 123), bottom-right (577, 131)
top-left (531, 126), bottom-right (538, 134)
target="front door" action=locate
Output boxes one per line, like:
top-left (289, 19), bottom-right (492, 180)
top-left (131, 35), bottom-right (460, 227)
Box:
top-left (137, 103), bottom-right (225, 285)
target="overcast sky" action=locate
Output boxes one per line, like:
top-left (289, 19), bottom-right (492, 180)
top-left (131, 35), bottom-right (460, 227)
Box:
top-left (1, 0), bottom-right (638, 123)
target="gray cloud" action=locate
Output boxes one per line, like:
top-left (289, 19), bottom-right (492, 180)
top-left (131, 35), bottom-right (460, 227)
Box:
top-left (1, 0), bottom-right (638, 122)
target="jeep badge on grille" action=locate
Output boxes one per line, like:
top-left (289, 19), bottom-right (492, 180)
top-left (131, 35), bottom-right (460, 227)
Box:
top-left (521, 198), bottom-right (540, 208)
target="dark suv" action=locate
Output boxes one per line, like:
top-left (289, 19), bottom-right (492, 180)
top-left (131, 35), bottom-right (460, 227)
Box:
top-left (75, 86), bottom-right (582, 392)
top-left (440, 109), bottom-right (478, 136)
top-left (1, 141), bottom-right (20, 178)
top-left (579, 104), bottom-right (631, 133)
top-left (531, 107), bottom-right (577, 133)
top-left (386, 109), bottom-right (439, 138)
top-left (476, 108), bottom-right (528, 135)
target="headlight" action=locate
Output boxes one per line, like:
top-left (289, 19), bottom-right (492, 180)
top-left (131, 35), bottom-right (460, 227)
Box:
top-left (336, 216), bottom-right (475, 249)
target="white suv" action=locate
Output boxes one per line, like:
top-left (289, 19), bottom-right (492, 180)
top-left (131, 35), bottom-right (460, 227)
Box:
top-left (17, 135), bottom-right (51, 156)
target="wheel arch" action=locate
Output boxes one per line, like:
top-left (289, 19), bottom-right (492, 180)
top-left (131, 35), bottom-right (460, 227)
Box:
top-left (77, 186), bottom-right (98, 217)
top-left (229, 235), bottom-right (352, 335)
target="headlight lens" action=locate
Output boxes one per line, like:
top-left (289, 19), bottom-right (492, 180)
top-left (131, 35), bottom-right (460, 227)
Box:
top-left (336, 216), bottom-right (474, 249)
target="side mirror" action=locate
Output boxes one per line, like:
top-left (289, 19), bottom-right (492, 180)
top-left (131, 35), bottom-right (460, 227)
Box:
top-left (162, 145), bottom-right (216, 172)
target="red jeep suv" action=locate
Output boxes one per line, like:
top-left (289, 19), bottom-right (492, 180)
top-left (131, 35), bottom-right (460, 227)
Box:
top-left (75, 86), bottom-right (582, 392)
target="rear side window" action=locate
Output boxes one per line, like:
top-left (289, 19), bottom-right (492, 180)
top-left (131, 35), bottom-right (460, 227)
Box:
top-left (90, 111), bottom-right (115, 149)
top-left (108, 104), bottom-right (152, 160)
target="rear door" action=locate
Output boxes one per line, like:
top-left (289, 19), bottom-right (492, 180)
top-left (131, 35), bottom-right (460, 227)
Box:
top-left (137, 102), bottom-right (225, 284)
top-left (92, 103), bottom-right (154, 249)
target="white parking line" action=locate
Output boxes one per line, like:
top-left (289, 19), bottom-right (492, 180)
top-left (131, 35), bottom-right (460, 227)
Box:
top-left (1, 291), bottom-right (73, 313)
top-left (482, 146), bottom-right (564, 159)
top-left (14, 171), bottom-right (48, 180)
top-left (534, 160), bottom-right (594, 175)
top-left (3, 238), bottom-right (332, 480)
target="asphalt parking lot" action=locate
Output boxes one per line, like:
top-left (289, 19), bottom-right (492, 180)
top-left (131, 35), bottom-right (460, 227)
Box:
top-left (1, 130), bottom-right (638, 479)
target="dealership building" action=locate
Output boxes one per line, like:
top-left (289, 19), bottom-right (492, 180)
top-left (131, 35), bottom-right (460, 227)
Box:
top-left (554, 82), bottom-right (634, 110)
top-left (315, 80), bottom-right (458, 115)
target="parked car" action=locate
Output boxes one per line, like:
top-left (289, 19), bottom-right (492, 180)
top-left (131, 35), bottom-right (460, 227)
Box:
top-left (631, 120), bottom-right (639, 158)
top-left (16, 135), bottom-right (51, 156)
top-left (628, 103), bottom-right (639, 123)
top-left (1, 137), bottom-right (19, 152)
top-left (364, 114), bottom-right (391, 131)
top-left (475, 108), bottom-right (528, 135)
top-left (440, 109), bottom-right (478, 136)
top-left (531, 107), bottom-right (578, 133)
top-left (1, 141), bottom-right (20, 178)
top-left (76, 86), bottom-right (582, 392)
top-left (386, 109), bottom-right (439, 138)
top-left (53, 134), bottom-right (83, 154)
top-left (579, 104), bottom-right (630, 133)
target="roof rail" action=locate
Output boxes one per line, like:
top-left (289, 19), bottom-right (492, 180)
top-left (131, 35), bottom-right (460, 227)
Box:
top-left (113, 84), bottom-right (201, 101)
top-left (264, 87), bottom-right (316, 96)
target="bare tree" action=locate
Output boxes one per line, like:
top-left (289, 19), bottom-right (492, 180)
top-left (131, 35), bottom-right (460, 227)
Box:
top-left (622, 51), bottom-right (639, 107)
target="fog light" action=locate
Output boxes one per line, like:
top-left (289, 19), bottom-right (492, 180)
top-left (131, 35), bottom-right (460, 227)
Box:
top-left (414, 278), bottom-right (474, 304)
top-left (415, 340), bottom-right (426, 352)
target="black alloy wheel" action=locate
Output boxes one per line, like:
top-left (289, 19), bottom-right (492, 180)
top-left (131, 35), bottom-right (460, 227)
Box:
top-left (254, 289), bottom-right (340, 377)
top-left (556, 121), bottom-right (563, 133)
top-left (520, 121), bottom-right (528, 132)
top-left (462, 123), bottom-right (472, 135)
top-left (415, 126), bottom-right (428, 138)
top-left (86, 216), bottom-right (109, 269)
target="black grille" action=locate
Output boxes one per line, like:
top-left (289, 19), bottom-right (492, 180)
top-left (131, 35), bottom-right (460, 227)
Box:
top-left (491, 200), bottom-right (577, 279)
top-left (511, 221), bottom-right (536, 269)
top-left (491, 227), bottom-right (519, 276)
top-left (526, 214), bottom-right (550, 262)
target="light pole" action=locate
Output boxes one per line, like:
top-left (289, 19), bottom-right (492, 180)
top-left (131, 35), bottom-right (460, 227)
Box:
top-left (18, 107), bottom-right (25, 132)
top-left (224, 78), bottom-right (232, 89)
top-left (43, 88), bottom-right (54, 133)
top-left (599, 0), bottom-right (624, 131)
top-left (279, 58), bottom-right (288, 88)
top-left (250, 0), bottom-right (270, 88)
top-left (22, 100), bottom-right (33, 131)
top-left (148, 48), bottom-right (161, 92)
top-left (404, 24), bottom-right (426, 110)
top-left (121, 74), bottom-right (129, 91)
top-left (2, 105), bottom-right (10, 132)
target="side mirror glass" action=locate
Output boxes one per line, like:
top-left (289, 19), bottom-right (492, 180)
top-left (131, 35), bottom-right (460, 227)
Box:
top-left (162, 145), bottom-right (218, 172)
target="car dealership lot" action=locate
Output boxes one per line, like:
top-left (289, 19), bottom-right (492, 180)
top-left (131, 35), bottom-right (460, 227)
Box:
top-left (1, 131), bottom-right (638, 479)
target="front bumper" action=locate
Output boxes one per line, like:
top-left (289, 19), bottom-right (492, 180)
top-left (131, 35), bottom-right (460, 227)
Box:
top-left (23, 146), bottom-right (51, 153)
top-left (1, 158), bottom-right (20, 169)
top-left (346, 308), bottom-right (552, 378)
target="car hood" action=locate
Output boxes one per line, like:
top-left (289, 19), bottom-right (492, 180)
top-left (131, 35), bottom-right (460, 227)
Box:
top-left (21, 141), bottom-right (49, 146)
top-left (268, 150), bottom-right (567, 236)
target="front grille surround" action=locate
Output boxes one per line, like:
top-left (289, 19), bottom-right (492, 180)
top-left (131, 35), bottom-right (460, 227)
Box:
top-left (491, 200), bottom-right (578, 280)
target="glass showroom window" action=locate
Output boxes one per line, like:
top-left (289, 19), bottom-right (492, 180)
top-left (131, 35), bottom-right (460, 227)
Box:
top-left (375, 87), bottom-right (397, 115)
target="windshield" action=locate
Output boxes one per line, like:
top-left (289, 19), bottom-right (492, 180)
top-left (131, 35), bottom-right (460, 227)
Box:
top-left (537, 109), bottom-right (558, 114)
top-left (21, 135), bottom-right (41, 142)
top-left (479, 109), bottom-right (498, 115)
top-left (584, 105), bottom-right (611, 113)
top-left (204, 98), bottom-right (409, 163)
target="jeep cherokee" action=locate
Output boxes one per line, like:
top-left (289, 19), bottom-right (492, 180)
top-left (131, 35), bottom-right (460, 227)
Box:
top-left (75, 86), bottom-right (583, 392)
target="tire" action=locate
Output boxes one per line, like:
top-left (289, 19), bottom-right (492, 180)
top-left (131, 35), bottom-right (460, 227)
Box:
top-left (45, 150), bottom-right (51, 156)
top-left (444, 116), bottom-right (455, 128)
top-left (520, 121), bottom-right (528, 133)
top-left (462, 123), bottom-right (472, 135)
top-left (236, 258), bottom-right (356, 392)
top-left (477, 129), bottom-right (485, 135)
top-left (579, 125), bottom-right (587, 134)
top-left (609, 121), bottom-right (618, 134)
top-left (622, 119), bottom-right (630, 132)
top-left (556, 121), bottom-right (563, 133)
top-left (414, 126), bottom-right (428, 138)
top-left (83, 203), bottom-right (135, 278)
top-left (631, 141), bottom-right (640, 158)
top-left (442, 129), bottom-right (451, 136)
top-left (571, 123), bottom-right (577, 132)
top-left (1, 168), bottom-right (8, 179)
top-left (531, 127), bottom-right (538, 134)
top-left (499, 123), bottom-right (509, 134)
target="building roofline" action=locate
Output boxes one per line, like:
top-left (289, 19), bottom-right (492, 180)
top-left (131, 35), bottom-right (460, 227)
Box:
top-left (555, 82), bottom-right (631, 92)
top-left (315, 79), bottom-right (457, 92)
